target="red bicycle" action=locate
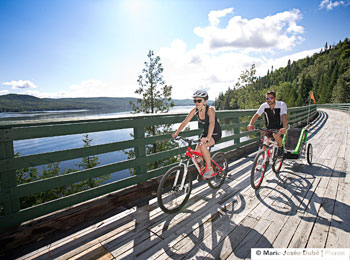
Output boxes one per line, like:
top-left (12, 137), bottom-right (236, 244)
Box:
top-left (157, 136), bottom-right (228, 214)
top-left (250, 128), bottom-right (284, 190)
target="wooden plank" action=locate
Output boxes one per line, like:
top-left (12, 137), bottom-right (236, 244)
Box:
top-left (306, 165), bottom-right (340, 248)
top-left (326, 175), bottom-right (350, 248)
top-left (255, 165), bottom-right (318, 248)
top-left (288, 157), bottom-right (337, 248)
top-left (63, 243), bottom-right (114, 260)
top-left (226, 218), bottom-right (273, 260)
top-left (18, 207), bottom-right (137, 259)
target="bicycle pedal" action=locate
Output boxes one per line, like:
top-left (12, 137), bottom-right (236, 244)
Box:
top-left (197, 176), bottom-right (204, 182)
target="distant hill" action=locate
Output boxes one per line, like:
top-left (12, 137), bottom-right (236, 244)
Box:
top-left (0, 94), bottom-right (214, 112)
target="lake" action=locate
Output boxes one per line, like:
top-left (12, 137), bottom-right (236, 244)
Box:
top-left (2, 106), bottom-right (203, 183)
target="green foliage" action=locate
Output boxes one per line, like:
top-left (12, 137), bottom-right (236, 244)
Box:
top-left (216, 38), bottom-right (350, 110)
top-left (126, 50), bottom-right (178, 173)
top-left (16, 134), bottom-right (110, 210)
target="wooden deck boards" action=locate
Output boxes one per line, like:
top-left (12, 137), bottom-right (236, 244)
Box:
top-left (15, 109), bottom-right (350, 259)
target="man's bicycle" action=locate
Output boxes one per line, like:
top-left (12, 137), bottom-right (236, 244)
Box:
top-left (250, 127), bottom-right (313, 190)
top-left (157, 136), bottom-right (228, 214)
top-left (250, 128), bottom-right (285, 190)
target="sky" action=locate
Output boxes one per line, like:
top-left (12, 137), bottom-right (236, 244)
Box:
top-left (0, 0), bottom-right (349, 100)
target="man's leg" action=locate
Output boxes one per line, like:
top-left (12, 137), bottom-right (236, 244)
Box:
top-left (273, 133), bottom-right (284, 157)
top-left (273, 133), bottom-right (283, 147)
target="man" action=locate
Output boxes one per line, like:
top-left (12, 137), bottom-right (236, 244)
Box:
top-left (247, 91), bottom-right (287, 156)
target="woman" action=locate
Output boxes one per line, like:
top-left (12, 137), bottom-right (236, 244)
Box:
top-left (172, 90), bottom-right (222, 179)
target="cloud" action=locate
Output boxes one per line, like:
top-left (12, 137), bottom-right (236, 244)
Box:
top-left (157, 8), bottom-right (314, 99)
top-left (2, 80), bottom-right (37, 89)
top-left (319, 0), bottom-right (347, 10)
top-left (194, 9), bottom-right (304, 52)
top-left (208, 8), bottom-right (234, 26)
top-left (159, 40), bottom-right (320, 99)
top-left (0, 90), bottom-right (10, 95)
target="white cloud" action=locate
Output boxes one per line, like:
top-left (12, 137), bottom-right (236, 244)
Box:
top-left (320, 0), bottom-right (347, 10)
top-left (208, 8), bottom-right (234, 26)
top-left (0, 90), bottom-right (9, 95)
top-left (159, 40), bottom-right (320, 99)
top-left (2, 80), bottom-right (37, 89)
top-left (157, 8), bottom-right (315, 100)
top-left (194, 9), bottom-right (304, 52)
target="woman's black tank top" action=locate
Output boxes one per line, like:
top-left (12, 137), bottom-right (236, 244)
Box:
top-left (196, 105), bottom-right (222, 137)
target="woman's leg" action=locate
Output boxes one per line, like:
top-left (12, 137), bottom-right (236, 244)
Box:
top-left (200, 138), bottom-right (215, 168)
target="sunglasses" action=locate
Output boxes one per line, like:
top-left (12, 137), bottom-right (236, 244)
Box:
top-left (193, 99), bottom-right (203, 103)
top-left (266, 97), bottom-right (274, 101)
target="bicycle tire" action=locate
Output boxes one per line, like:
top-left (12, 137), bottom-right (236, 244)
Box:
top-left (207, 152), bottom-right (228, 189)
top-left (250, 150), bottom-right (266, 190)
top-left (272, 153), bottom-right (284, 174)
top-left (157, 165), bottom-right (192, 214)
top-left (307, 143), bottom-right (313, 165)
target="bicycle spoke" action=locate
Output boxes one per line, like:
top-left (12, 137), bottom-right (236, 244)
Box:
top-left (251, 151), bottom-right (266, 189)
top-left (157, 166), bottom-right (192, 214)
top-left (207, 152), bottom-right (228, 189)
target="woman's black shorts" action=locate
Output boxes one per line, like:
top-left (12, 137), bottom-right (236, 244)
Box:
top-left (201, 132), bottom-right (221, 144)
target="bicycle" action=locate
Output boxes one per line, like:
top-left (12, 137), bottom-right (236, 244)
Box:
top-left (250, 128), bottom-right (284, 190)
top-left (157, 136), bottom-right (228, 214)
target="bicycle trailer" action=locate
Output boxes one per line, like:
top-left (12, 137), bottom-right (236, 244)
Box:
top-left (282, 127), bottom-right (308, 159)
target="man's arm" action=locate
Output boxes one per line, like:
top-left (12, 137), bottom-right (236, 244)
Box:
top-left (279, 114), bottom-right (288, 134)
top-left (247, 113), bottom-right (260, 130)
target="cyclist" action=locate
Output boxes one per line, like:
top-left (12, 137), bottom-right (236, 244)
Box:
top-left (247, 91), bottom-right (287, 157)
top-left (172, 90), bottom-right (222, 179)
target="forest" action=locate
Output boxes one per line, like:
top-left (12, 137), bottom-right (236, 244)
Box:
top-left (215, 38), bottom-right (350, 110)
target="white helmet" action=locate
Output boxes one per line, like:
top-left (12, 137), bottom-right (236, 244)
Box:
top-left (193, 90), bottom-right (208, 99)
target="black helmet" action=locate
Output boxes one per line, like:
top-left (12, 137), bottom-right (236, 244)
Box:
top-left (193, 90), bottom-right (208, 100)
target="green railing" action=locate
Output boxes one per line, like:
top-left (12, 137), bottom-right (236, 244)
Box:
top-left (0, 105), bottom-right (317, 230)
top-left (317, 103), bottom-right (350, 111)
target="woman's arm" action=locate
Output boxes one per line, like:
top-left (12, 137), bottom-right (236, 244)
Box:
top-left (172, 108), bottom-right (196, 138)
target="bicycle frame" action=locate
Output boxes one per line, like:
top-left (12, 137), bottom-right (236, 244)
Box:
top-left (260, 135), bottom-right (279, 166)
top-left (185, 146), bottom-right (223, 174)
top-left (157, 136), bottom-right (228, 213)
top-left (175, 145), bottom-right (224, 192)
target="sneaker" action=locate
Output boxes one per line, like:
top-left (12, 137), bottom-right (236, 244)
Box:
top-left (202, 166), bottom-right (215, 179)
top-left (277, 147), bottom-right (284, 157)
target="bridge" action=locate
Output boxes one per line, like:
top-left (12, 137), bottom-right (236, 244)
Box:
top-left (0, 104), bottom-right (349, 259)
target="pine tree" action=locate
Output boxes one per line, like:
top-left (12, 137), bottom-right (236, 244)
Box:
top-left (127, 50), bottom-right (177, 173)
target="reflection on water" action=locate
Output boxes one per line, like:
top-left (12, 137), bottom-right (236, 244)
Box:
top-left (2, 106), bottom-right (247, 183)
top-left (3, 106), bottom-right (194, 183)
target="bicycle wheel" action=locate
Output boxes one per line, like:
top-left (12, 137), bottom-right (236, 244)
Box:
top-left (272, 152), bottom-right (284, 174)
top-left (207, 152), bottom-right (228, 189)
top-left (307, 143), bottom-right (313, 165)
top-left (157, 165), bottom-right (192, 214)
top-left (250, 150), bottom-right (266, 190)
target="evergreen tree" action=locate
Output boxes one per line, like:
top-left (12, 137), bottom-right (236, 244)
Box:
top-left (127, 50), bottom-right (177, 173)
top-left (15, 135), bottom-right (106, 210)
top-left (332, 67), bottom-right (350, 102)
top-left (215, 38), bottom-right (350, 109)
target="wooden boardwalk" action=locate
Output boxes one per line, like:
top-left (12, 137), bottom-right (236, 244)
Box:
top-left (14, 109), bottom-right (350, 259)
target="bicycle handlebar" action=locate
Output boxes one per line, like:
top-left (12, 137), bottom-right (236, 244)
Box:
top-left (173, 136), bottom-right (200, 146)
top-left (255, 127), bottom-right (280, 134)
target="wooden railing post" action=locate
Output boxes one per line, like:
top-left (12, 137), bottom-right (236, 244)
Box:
top-left (233, 116), bottom-right (240, 145)
top-left (0, 128), bottom-right (20, 216)
top-left (133, 126), bottom-right (147, 175)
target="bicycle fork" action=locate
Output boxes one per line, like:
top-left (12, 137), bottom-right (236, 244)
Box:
top-left (260, 145), bottom-right (277, 168)
top-left (174, 161), bottom-right (190, 192)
